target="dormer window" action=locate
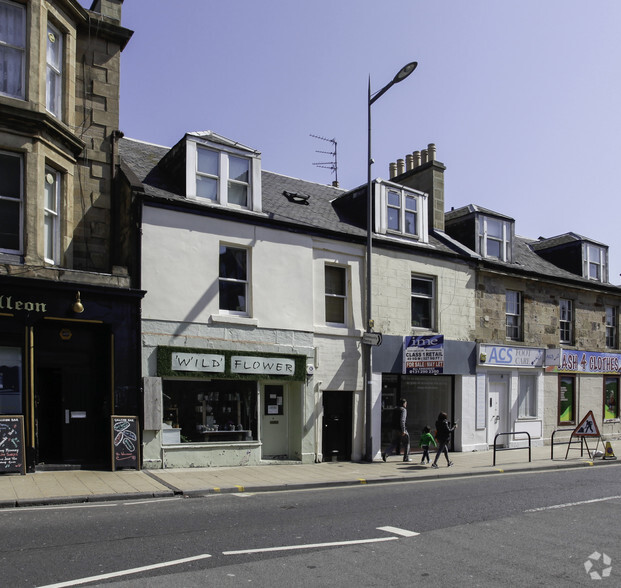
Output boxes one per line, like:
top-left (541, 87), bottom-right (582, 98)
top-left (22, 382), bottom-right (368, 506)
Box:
top-left (584, 243), bottom-right (607, 282)
top-left (478, 216), bottom-right (512, 261)
top-left (375, 180), bottom-right (428, 241)
top-left (186, 134), bottom-right (261, 212)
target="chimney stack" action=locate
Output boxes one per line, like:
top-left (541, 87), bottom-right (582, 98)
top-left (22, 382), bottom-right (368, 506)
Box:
top-left (387, 143), bottom-right (445, 231)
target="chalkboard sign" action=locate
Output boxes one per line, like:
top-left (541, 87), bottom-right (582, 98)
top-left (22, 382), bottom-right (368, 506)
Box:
top-left (0, 415), bottom-right (26, 475)
top-left (111, 415), bottom-right (140, 471)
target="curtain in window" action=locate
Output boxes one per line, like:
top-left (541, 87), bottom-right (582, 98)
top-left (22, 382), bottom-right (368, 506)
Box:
top-left (0, 2), bottom-right (26, 98)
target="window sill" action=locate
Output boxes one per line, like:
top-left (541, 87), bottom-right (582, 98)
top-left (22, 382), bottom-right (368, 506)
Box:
top-left (314, 325), bottom-right (362, 338)
top-left (210, 314), bottom-right (258, 327)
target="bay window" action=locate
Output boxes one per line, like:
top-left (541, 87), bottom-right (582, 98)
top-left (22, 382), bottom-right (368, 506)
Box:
top-left (46, 22), bottom-right (63, 118)
top-left (0, 150), bottom-right (22, 254)
top-left (44, 167), bottom-right (60, 264)
top-left (0, 0), bottom-right (25, 100)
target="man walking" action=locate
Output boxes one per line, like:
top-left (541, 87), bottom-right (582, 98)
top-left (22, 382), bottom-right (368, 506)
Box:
top-left (382, 398), bottom-right (410, 462)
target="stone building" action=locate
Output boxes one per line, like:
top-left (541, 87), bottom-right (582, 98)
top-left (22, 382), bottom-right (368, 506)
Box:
top-left (0, 0), bottom-right (142, 470)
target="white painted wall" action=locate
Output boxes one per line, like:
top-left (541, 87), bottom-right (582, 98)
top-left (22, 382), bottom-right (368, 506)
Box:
top-left (141, 206), bottom-right (315, 330)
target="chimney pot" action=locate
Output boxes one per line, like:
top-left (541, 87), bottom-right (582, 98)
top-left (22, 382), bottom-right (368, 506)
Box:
top-left (397, 158), bottom-right (405, 175)
top-left (421, 149), bottom-right (428, 164)
top-left (389, 162), bottom-right (397, 178)
top-left (406, 154), bottom-right (414, 171)
top-left (413, 151), bottom-right (421, 168)
top-left (428, 143), bottom-right (436, 161)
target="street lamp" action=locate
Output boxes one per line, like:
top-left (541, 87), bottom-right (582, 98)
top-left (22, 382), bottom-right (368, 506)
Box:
top-left (365, 61), bottom-right (417, 461)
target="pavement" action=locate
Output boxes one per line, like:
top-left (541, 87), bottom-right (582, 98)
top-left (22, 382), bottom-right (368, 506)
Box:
top-left (1, 441), bottom-right (619, 508)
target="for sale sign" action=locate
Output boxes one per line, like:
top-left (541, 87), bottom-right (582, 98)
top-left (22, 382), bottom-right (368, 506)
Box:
top-left (403, 335), bottom-right (444, 375)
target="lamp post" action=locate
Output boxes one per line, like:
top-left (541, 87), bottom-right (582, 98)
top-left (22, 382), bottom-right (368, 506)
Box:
top-left (365, 61), bottom-right (417, 461)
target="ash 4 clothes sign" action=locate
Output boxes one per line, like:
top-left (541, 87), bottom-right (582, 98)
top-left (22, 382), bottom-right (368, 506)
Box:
top-left (545, 349), bottom-right (621, 374)
top-left (403, 335), bottom-right (444, 375)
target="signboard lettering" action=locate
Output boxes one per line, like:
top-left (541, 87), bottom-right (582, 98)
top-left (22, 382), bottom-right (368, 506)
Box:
top-left (0, 295), bottom-right (47, 314)
top-left (403, 335), bottom-right (444, 375)
top-left (547, 350), bottom-right (621, 374)
top-left (480, 344), bottom-right (544, 367)
top-left (231, 356), bottom-right (295, 375)
top-left (172, 352), bottom-right (225, 373)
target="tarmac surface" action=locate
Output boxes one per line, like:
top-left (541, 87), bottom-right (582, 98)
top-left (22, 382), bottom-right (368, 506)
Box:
top-left (1, 441), bottom-right (619, 508)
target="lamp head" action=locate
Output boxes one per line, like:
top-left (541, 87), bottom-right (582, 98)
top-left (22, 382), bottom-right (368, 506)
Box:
top-left (73, 291), bottom-right (84, 314)
top-left (393, 61), bottom-right (418, 84)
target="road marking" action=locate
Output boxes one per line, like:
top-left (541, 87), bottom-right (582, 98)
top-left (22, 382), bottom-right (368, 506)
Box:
top-left (377, 526), bottom-right (419, 537)
top-left (525, 495), bottom-right (621, 512)
top-left (0, 503), bottom-right (113, 513)
top-left (223, 536), bottom-right (398, 555)
top-left (123, 497), bottom-right (181, 506)
top-left (37, 554), bottom-right (212, 588)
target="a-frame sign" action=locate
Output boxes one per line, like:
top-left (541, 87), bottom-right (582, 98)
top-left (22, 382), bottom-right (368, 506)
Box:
top-left (565, 410), bottom-right (601, 459)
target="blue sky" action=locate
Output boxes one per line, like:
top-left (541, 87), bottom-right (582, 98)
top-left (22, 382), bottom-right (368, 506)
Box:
top-left (109, 1), bottom-right (621, 282)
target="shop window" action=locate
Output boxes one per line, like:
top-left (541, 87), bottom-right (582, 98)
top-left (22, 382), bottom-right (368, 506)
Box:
top-left (0, 0), bottom-right (26, 100)
top-left (0, 150), bottom-right (22, 254)
top-left (559, 299), bottom-right (573, 344)
top-left (518, 374), bottom-right (536, 418)
top-left (163, 379), bottom-right (257, 443)
top-left (219, 245), bottom-right (248, 314)
top-left (411, 275), bottom-right (434, 329)
top-left (44, 166), bottom-right (61, 264)
top-left (505, 290), bottom-right (522, 341)
top-left (0, 347), bottom-right (22, 413)
top-left (325, 264), bottom-right (347, 325)
top-left (46, 22), bottom-right (63, 118)
top-left (605, 306), bottom-right (617, 349)
top-left (558, 375), bottom-right (575, 425)
top-left (604, 377), bottom-right (619, 421)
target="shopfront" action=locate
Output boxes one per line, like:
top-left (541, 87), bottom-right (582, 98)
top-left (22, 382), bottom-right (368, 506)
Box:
top-left (544, 348), bottom-right (621, 441)
top-left (0, 277), bottom-right (143, 471)
top-left (374, 334), bottom-right (475, 455)
top-left (477, 344), bottom-right (545, 449)
top-left (142, 346), bottom-right (309, 468)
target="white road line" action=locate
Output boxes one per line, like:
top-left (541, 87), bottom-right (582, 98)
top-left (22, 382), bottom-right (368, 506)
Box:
top-left (123, 497), bottom-right (181, 505)
top-left (37, 554), bottom-right (212, 588)
top-left (377, 526), bottom-right (420, 537)
top-left (223, 536), bottom-right (398, 555)
top-left (525, 495), bottom-right (621, 512)
top-left (0, 503), bottom-right (113, 513)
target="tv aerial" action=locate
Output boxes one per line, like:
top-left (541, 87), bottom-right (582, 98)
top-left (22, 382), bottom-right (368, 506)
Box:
top-left (310, 134), bottom-right (338, 186)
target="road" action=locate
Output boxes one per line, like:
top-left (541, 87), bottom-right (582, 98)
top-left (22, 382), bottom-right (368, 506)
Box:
top-left (1, 465), bottom-right (620, 587)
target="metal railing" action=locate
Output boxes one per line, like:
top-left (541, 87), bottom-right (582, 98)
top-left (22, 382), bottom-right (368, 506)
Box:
top-left (550, 427), bottom-right (581, 460)
top-left (493, 431), bottom-right (532, 466)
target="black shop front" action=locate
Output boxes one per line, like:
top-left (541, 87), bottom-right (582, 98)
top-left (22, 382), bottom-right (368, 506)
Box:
top-left (0, 277), bottom-right (143, 471)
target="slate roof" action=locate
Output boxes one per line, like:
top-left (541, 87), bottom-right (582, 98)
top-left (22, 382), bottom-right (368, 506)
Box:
top-left (118, 136), bottom-right (461, 259)
top-left (118, 136), bottom-right (621, 289)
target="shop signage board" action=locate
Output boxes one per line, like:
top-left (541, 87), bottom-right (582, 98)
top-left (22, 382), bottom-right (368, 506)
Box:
top-left (403, 335), bottom-right (444, 375)
top-left (0, 415), bottom-right (25, 475)
top-left (479, 344), bottom-right (544, 367)
top-left (111, 416), bottom-right (140, 471)
top-left (545, 349), bottom-right (621, 374)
